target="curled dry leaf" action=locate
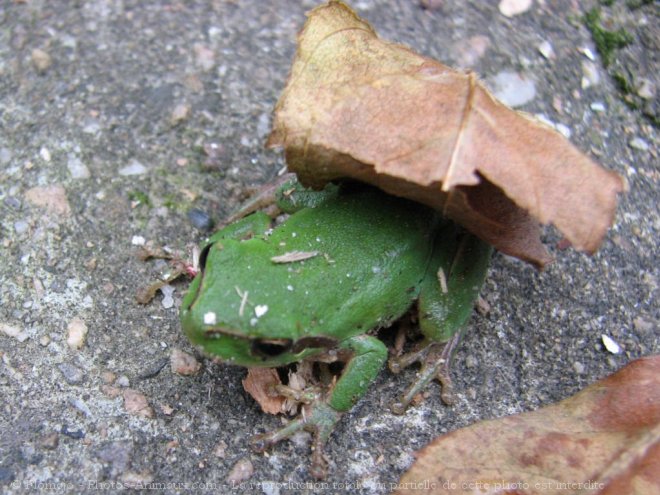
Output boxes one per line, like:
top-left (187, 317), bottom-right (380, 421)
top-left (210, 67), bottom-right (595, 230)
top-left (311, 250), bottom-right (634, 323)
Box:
top-left (397, 356), bottom-right (660, 495)
top-left (242, 368), bottom-right (286, 415)
top-left (268, 1), bottom-right (623, 268)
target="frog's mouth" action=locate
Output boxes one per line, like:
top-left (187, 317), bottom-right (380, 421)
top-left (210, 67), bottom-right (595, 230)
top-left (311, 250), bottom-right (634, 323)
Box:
top-left (251, 338), bottom-right (293, 359)
top-left (192, 323), bottom-right (339, 365)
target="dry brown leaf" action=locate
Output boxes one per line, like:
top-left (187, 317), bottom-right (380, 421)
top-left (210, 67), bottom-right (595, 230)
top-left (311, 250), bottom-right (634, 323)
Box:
top-left (242, 368), bottom-right (285, 415)
top-left (268, 1), bottom-right (624, 268)
top-left (397, 356), bottom-right (660, 495)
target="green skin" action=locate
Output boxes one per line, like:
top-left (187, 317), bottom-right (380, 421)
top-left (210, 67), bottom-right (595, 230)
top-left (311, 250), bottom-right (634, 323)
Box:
top-left (180, 178), bottom-right (492, 479)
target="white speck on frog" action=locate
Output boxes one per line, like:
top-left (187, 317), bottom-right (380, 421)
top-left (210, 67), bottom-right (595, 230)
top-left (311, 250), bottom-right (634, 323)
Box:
top-left (254, 305), bottom-right (269, 318)
top-left (204, 312), bottom-right (217, 325)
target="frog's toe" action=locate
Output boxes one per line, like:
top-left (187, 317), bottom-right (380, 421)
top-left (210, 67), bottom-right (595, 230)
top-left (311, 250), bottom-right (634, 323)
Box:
top-left (250, 402), bottom-right (342, 479)
top-left (389, 334), bottom-right (461, 414)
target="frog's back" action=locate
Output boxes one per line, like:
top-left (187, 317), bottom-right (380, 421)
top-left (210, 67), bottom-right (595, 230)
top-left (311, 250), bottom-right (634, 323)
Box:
top-left (197, 187), bottom-right (437, 342)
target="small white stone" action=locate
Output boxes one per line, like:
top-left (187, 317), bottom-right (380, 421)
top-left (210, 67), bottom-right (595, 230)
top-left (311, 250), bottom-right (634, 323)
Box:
top-left (67, 317), bottom-right (88, 350)
top-left (160, 285), bottom-right (175, 309)
top-left (40, 147), bottom-right (52, 162)
top-left (131, 235), bottom-right (146, 246)
top-left (489, 71), bottom-right (536, 107)
top-left (629, 137), bottom-right (649, 151)
top-left (499, 0), bottom-right (532, 18)
top-left (537, 40), bottom-right (554, 59)
top-left (204, 312), bottom-right (217, 325)
top-left (1, 323), bottom-right (22, 338)
top-left (601, 334), bottom-right (621, 354)
top-left (555, 123), bottom-right (571, 139)
top-left (590, 102), bottom-right (606, 113)
top-left (581, 61), bottom-right (600, 89)
top-left (254, 305), bottom-right (269, 318)
top-left (579, 47), bottom-right (596, 61)
top-left (67, 154), bottom-right (91, 179)
top-left (119, 159), bottom-right (147, 176)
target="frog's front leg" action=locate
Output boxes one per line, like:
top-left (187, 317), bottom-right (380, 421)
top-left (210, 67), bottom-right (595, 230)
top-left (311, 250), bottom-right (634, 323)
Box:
top-left (389, 225), bottom-right (492, 414)
top-left (250, 334), bottom-right (387, 479)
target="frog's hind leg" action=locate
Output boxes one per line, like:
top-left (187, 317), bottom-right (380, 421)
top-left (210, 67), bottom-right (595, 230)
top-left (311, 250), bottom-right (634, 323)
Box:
top-left (388, 225), bottom-right (492, 414)
top-left (388, 334), bottom-right (462, 414)
top-left (250, 334), bottom-right (387, 479)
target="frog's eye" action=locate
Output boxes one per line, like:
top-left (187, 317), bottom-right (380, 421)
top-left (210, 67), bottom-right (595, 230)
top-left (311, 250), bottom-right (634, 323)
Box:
top-left (251, 338), bottom-right (292, 358)
top-left (198, 243), bottom-right (213, 272)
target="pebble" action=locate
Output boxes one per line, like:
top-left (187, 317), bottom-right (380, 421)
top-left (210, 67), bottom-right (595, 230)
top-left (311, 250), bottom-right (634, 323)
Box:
top-left (131, 235), bottom-right (146, 246)
top-left (555, 123), bottom-right (571, 139)
top-left (160, 284), bottom-right (175, 309)
top-left (170, 103), bottom-right (191, 125)
top-left (213, 440), bottom-right (228, 458)
top-left (0, 147), bottom-right (11, 164)
top-left (31, 48), bottom-right (52, 73)
top-left (67, 154), bottom-right (91, 179)
top-left (95, 440), bottom-right (133, 477)
top-left (40, 147), bottom-right (52, 162)
top-left (579, 47), bottom-right (596, 61)
top-left (194, 43), bottom-right (215, 71)
top-left (82, 117), bottom-right (101, 134)
top-left (60, 425), bottom-right (85, 439)
top-left (38, 432), bottom-right (59, 450)
top-left (453, 35), bottom-right (490, 68)
top-left (122, 389), bottom-right (154, 418)
top-left (633, 317), bottom-right (654, 335)
top-left (170, 348), bottom-right (201, 376)
top-left (187, 208), bottom-right (214, 231)
top-left (1, 323), bottom-right (23, 339)
top-left (601, 334), bottom-right (621, 354)
top-left (226, 458), bottom-right (254, 484)
top-left (118, 159), bottom-right (147, 176)
top-left (498, 0), bottom-right (532, 18)
top-left (629, 137), bottom-right (649, 151)
top-left (25, 185), bottom-right (72, 217)
top-left (69, 397), bottom-right (93, 417)
top-left (590, 102), bottom-right (606, 113)
top-left (66, 317), bottom-right (88, 349)
top-left (573, 361), bottom-right (585, 374)
top-left (581, 61), bottom-right (600, 89)
top-left (534, 114), bottom-right (570, 138)
top-left (636, 78), bottom-right (655, 100)
top-left (14, 220), bottom-right (29, 234)
top-left (489, 71), bottom-right (536, 107)
top-left (101, 370), bottom-right (117, 384)
top-left (116, 375), bottom-right (130, 387)
top-left (4, 196), bottom-right (20, 209)
top-left (537, 40), bottom-right (554, 59)
top-left (57, 362), bottom-right (85, 384)
top-left (257, 112), bottom-right (271, 138)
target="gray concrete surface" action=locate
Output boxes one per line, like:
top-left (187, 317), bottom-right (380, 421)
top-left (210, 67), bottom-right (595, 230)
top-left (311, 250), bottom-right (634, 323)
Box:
top-left (1, 1), bottom-right (657, 493)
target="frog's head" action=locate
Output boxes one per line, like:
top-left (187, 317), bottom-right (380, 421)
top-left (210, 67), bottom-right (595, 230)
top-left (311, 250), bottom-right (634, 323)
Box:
top-left (180, 272), bottom-right (333, 368)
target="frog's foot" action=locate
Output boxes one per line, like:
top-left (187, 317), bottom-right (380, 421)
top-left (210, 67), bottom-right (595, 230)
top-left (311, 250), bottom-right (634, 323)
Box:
top-left (388, 333), bottom-right (461, 414)
top-left (272, 383), bottom-right (322, 406)
top-left (250, 402), bottom-right (341, 479)
top-left (223, 173), bottom-right (296, 225)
